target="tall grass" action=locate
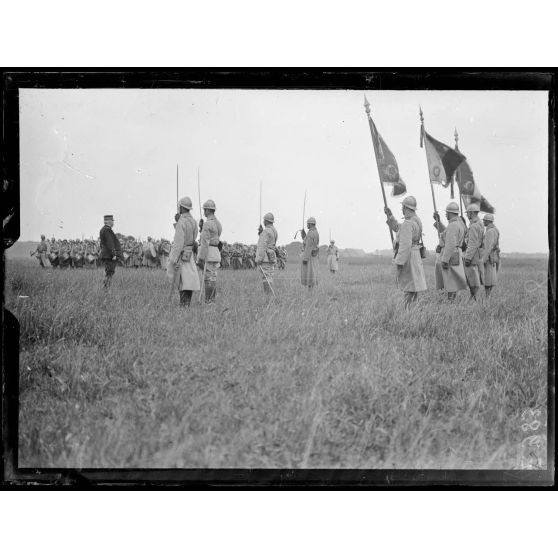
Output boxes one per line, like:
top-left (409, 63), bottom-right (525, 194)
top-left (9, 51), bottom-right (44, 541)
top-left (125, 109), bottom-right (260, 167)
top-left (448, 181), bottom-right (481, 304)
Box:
top-left (6, 255), bottom-right (548, 468)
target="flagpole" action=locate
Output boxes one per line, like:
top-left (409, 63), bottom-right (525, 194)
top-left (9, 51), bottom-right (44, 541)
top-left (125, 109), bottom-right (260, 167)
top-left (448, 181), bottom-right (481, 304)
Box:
top-left (420, 106), bottom-right (441, 239)
top-left (363, 95), bottom-right (394, 246)
top-left (176, 164), bottom-right (179, 209)
top-left (454, 128), bottom-right (465, 217)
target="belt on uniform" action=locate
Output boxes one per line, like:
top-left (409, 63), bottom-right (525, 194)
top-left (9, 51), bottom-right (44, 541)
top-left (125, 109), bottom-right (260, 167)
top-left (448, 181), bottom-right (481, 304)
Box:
top-left (209, 243), bottom-right (220, 247)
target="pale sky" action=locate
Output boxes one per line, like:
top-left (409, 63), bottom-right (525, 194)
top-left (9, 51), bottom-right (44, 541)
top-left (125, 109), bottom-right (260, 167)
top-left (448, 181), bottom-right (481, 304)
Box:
top-left (19, 88), bottom-right (548, 253)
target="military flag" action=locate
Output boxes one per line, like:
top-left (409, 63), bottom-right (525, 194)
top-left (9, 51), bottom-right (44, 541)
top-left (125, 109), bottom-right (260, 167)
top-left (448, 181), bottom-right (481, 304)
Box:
top-left (369, 117), bottom-right (407, 197)
top-left (454, 130), bottom-right (495, 214)
top-left (455, 158), bottom-right (495, 213)
top-left (421, 129), bottom-right (466, 187)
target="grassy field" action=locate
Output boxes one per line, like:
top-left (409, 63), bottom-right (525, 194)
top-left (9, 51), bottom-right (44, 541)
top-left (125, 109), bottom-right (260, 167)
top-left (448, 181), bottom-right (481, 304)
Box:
top-left (6, 254), bottom-right (549, 469)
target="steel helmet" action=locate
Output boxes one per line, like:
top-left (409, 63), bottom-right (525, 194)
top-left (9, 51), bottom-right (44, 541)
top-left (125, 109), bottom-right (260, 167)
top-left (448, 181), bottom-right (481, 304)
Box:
top-left (330, 240), bottom-right (335, 244)
top-left (307, 216), bottom-right (316, 225)
top-left (401, 196), bottom-right (417, 211)
top-left (446, 201), bottom-right (460, 214)
top-left (203, 199), bottom-right (216, 210)
top-left (263, 212), bottom-right (274, 223)
top-left (179, 196), bottom-right (193, 210)
top-left (483, 213), bottom-right (494, 222)
top-left (466, 202), bottom-right (480, 212)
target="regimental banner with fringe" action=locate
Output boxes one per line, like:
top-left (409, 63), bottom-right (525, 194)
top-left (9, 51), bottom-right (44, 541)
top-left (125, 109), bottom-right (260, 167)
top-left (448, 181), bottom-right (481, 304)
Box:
top-left (455, 148), bottom-right (496, 214)
top-left (369, 118), bottom-right (407, 197)
top-left (421, 130), bottom-right (466, 187)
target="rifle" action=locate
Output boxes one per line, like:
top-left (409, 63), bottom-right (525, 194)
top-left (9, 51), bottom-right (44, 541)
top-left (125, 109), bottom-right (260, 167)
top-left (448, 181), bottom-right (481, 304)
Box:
top-left (294, 189), bottom-right (307, 239)
top-left (198, 166), bottom-right (203, 233)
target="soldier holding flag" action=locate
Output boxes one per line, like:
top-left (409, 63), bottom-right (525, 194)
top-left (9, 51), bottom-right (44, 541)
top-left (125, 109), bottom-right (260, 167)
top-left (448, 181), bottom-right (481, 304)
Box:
top-left (434, 202), bottom-right (468, 300)
top-left (385, 196), bottom-right (427, 307)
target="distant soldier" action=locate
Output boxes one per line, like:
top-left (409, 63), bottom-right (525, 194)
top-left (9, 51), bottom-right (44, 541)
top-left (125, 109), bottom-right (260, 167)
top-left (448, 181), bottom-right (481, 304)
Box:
top-left (31, 235), bottom-right (50, 268)
top-left (58, 240), bottom-right (72, 269)
top-left (327, 240), bottom-right (339, 273)
top-left (220, 242), bottom-right (231, 269)
top-left (481, 213), bottom-right (500, 298)
top-left (462, 202), bottom-right (485, 300)
top-left (84, 240), bottom-right (97, 269)
top-left (197, 199), bottom-right (222, 304)
top-left (99, 214), bottom-right (122, 289)
top-left (301, 216), bottom-right (319, 289)
top-left (277, 245), bottom-right (287, 270)
top-left (256, 212), bottom-right (278, 295)
top-left (143, 236), bottom-right (157, 268)
top-left (385, 196), bottom-right (427, 307)
top-left (48, 239), bottom-right (60, 268)
top-left (168, 196), bottom-right (200, 307)
top-left (159, 239), bottom-right (171, 270)
top-left (434, 202), bottom-right (468, 301)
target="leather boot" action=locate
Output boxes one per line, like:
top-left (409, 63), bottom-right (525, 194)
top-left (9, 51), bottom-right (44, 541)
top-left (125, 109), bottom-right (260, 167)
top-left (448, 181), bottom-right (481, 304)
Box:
top-left (204, 281), bottom-right (212, 304)
top-left (179, 290), bottom-right (192, 307)
top-left (210, 283), bottom-right (216, 303)
top-left (184, 290), bottom-right (192, 306)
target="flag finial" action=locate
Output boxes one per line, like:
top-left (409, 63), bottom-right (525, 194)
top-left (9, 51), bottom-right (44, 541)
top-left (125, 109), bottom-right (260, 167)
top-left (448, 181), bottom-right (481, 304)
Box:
top-left (419, 105), bottom-right (424, 123)
top-left (454, 127), bottom-right (459, 148)
top-left (363, 94), bottom-right (370, 116)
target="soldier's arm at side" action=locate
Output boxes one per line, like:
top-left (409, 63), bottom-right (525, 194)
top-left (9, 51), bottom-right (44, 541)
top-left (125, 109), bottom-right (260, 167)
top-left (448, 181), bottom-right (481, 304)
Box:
top-left (464, 223), bottom-right (481, 261)
top-left (255, 229), bottom-right (267, 263)
top-left (169, 221), bottom-right (184, 264)
top-left (440, 223), bottom-right (456, 264)
top-left (394, 221), bottom-right (412, 266)
top-left (198, 221), bottom-right (210, 261)
top-left (482, 229), bottom-right (495, 263)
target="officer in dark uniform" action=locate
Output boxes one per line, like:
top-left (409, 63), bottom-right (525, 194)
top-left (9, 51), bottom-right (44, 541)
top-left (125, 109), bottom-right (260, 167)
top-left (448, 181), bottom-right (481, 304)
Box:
top-left (99, 214), bottom-right (122, 289)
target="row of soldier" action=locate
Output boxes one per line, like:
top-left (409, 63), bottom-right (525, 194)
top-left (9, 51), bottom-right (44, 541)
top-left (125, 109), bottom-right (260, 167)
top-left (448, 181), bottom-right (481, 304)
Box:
top-left (385, 196), bottom-right (500, 307)
top-left (32, 235), bottom-right (288, 271)
top-left (39, 193), bottom-right (500, 308)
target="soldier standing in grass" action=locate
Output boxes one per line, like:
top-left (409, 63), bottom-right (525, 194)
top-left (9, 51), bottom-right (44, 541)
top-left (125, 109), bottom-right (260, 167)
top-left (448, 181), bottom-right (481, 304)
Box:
top-left (463, 202), bottom-right (485, 300)
top-left (31, 234), bottom-right (50, 268)
top-left (327, 240), bottom-right (339, 274)
top-left (168, 196), bottom-right (200, 307)
top-left (99, 214), bottom-right (122, 289)
top-left (433, 202), bottom-right (468, 301)
top-left (197, 199), bottom-right (222, 304)
top-left (300, 216), bottom-right (319, 289)
top-left (255, 212), bottom-right (278, 295)
top-left (481, 213), bottom-right (500, 298)
top-left (385, 196), bottom-right (427, 307)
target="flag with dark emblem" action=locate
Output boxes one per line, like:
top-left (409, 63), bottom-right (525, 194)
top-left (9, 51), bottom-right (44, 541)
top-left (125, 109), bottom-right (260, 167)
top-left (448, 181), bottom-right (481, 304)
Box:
top-left (455, 158), bottom-right (495, 213)
top-left (369, 118), bottom-right (407, 197)
top-left (421, 131), bottom-right (466, 187)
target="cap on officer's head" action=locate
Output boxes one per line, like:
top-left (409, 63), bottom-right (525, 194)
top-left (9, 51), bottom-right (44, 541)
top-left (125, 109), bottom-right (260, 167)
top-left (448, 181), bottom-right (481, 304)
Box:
top-left (263, 212), bottom-right (274, 223)
top-left (104, 214), bottom-right (114, 222)
top-left (446, 202), bottom-right (460, 214)
top-left (41, 234), bottom-right (45, 240)
top-left (401, 196), bottom-right (417, 211)
top-left (179, 196), bottom-right (193, 210)
top-left (203, 199), bottom-right (216, 211)
top-left (466, 203), bottom-right (480, 213)
top-left (483, 213), bottom-right (495, 222)
top-left (307, 216), bottom-right (316, 225)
